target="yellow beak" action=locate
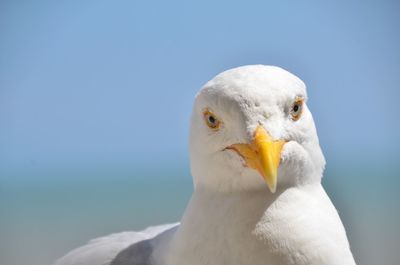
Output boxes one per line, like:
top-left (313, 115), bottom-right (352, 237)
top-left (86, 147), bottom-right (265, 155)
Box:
top-left (227, 126), bottom-right (286, 193)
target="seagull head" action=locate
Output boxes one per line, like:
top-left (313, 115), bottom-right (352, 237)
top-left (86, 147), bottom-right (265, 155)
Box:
top-left (189, 65), bottom-right (326, 193)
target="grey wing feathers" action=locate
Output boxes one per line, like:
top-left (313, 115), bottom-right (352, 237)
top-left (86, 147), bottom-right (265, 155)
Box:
top-left (54, 223), bottom-right (179, 265)
top-left (109, 239), bottom-right (153, 265)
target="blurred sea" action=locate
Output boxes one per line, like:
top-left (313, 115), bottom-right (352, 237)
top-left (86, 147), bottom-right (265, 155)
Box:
top-left (0, 161), bottom-right (399, 265)
top-left (0, 165), bottom-right (193, 265)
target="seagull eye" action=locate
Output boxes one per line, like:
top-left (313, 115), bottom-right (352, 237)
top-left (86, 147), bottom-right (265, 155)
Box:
top-left (290, 98), bottom-right (304, 121)
top-left (203, 109), bottom-right (221, 130)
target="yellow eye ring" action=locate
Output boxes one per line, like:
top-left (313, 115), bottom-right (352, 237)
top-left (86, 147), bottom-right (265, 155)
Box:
top-left (203, 109), bottom-right (221, 130)
top-left (291, 98), bottom-right (304, 121)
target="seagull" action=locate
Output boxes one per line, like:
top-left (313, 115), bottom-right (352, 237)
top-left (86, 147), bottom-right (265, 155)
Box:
top-left (55, 65), bottom-right (356, 265)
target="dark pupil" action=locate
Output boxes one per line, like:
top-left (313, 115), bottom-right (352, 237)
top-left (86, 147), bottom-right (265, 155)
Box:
top-left (208, 115), bottom-right (216, 124)
top-left (293, 104), bottom-right (299, 112)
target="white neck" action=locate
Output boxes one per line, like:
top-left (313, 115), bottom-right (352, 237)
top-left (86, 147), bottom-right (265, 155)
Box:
top-left (162, 187), bottom-right (281, 265)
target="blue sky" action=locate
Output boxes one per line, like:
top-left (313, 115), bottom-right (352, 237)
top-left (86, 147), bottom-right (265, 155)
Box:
top-left (1, 0), bottom-right (399, 172)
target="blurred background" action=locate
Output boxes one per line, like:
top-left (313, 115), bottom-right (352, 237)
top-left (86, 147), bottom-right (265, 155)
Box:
top-left (1, 0), bottom-right (399, 264)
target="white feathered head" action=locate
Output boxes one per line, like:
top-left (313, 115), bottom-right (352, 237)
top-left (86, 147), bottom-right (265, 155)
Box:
top-left (189, 65), bottom-right (325, 193)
